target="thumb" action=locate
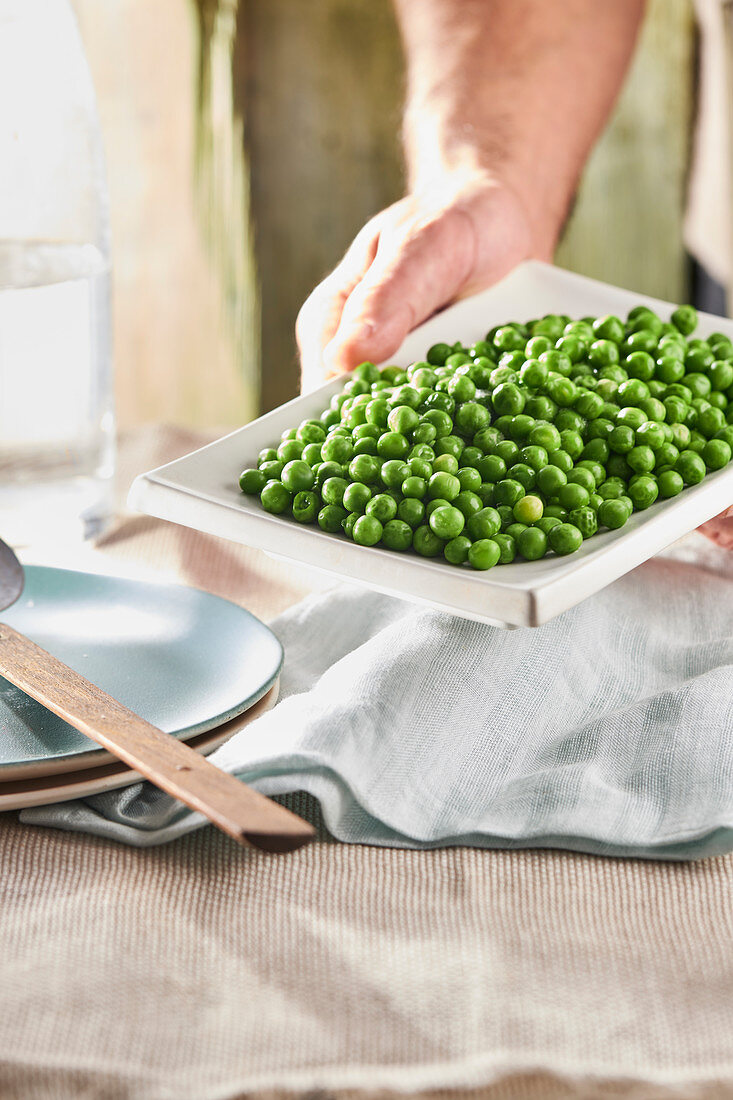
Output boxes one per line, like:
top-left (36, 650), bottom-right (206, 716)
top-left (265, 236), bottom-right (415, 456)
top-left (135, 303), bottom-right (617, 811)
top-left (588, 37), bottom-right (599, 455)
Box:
top-left (323, 207), bottom-right (477, 373)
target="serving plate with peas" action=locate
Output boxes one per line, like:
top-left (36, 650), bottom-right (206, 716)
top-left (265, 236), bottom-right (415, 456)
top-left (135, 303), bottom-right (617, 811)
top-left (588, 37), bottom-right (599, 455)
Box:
top-left (129, 261), bottom-right (733, 628)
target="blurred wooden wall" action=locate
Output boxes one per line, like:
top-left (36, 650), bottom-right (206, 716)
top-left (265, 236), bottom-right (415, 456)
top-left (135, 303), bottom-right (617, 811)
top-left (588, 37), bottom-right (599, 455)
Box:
top-left (75, 0), bottom-right (695, 428)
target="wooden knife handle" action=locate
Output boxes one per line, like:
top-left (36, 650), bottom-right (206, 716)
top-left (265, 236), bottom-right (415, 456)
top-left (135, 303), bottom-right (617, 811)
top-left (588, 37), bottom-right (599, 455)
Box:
top-left (0, 625), bottom-right (314, 853)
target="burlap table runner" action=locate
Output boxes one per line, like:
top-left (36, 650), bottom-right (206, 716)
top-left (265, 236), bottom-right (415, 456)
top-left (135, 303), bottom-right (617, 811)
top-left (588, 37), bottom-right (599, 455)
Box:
top-left (1, 427), bottom-right (732, 1100)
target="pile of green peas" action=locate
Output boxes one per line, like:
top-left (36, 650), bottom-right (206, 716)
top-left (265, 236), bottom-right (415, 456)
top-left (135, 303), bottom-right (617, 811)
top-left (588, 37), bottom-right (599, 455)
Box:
top-left (238, 303), bottom-right (733, 570)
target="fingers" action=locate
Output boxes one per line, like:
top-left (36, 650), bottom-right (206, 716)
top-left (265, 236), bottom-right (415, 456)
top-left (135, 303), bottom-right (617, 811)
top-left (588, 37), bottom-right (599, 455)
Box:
top-left (322, 207), bottom-right (476, 375)
top-left (698, 507), bottom-right (733, 550)
top-left (297, 222), bottom-right (380, 391)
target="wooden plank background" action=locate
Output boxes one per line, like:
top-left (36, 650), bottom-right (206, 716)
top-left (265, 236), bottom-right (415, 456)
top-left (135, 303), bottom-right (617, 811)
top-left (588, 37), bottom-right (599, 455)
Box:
top-left (75, 0), bottom-right (695, 428)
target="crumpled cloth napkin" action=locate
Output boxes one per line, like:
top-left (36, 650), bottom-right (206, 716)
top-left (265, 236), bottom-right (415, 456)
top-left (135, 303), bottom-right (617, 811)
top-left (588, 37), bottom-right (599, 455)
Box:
top-left (21, 537), bottom-right (733, 860)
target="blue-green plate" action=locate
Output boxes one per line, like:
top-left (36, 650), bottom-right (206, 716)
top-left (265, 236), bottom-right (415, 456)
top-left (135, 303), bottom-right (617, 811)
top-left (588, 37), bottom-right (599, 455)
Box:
top-left (0, 567), bottom-right (282, 778)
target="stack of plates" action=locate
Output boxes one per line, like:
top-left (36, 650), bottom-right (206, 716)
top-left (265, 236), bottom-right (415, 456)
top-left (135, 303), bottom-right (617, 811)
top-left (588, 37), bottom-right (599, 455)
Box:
top-left (0, 567), bottom-right (283, 810)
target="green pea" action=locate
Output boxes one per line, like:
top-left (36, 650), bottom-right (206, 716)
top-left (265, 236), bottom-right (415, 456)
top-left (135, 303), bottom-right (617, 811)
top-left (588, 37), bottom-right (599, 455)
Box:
top-left (628, 476), bottom-right (658, 510)
top-left (710, 360), bottom-right (733, 391)
top-left (342, 481), bottom-right (372, 514)
top-left (671, 304), bottom-right (698, 336)
top-left (453, 490), bottom-right (484, 520)
top-left (314, 461), bottom-right (344, 489)
top-left (520, 359), bottom-right (549, 388)
top-left (574, 390), bottom-right (605, 420)
top-left (412, 421), bottom-right (437, 445)
top-left (467, 507), bottom-right (502, 540)
top-left (684, 372), bottom-right (712, 400)
top-left (375, 431), bottom-right (408, 460)
top-left (318, 504), bottom-right (348, 532)
top-left (433, 454), bottom-right (459, 476)
top-left (525, 395), bottom-right (558, 421)
top-left (658, 470), bottom-right (684, 498)
top-left (493, 533), bottom-right (517, 563)
top-left (539, 349), bottom-right (573, 376)
top-left (536, 516), bottom-right (562, 535)
top-left (292, 490), bottom-right (319, 524)
top-left (492, 382), bottom-right (526, 416)
top-left (429, 505), bottom-right (466, 540)
top-left (558, 483), bottom-right (590, 510)
top-left (380, 459), bottom-right (409, 489)
top-left (442, 535), bottom-right (471, 564)
top-left (548, 449), bottom-right (574, 474)
top-left (352, 436), bottom-right (378, 457)
top-left (598, 498), bottom-right (631, 529)
top-left (413, 525), bottom-right (444, 557)
top-left (675, 449), bottom-right (706, 485)
top-left (549, 523), bottom-right (584, 555)
top-left (558, 430), bottom-right (583, 459)
top-left (567, 467), bottom-right (596, 494)
top-left (468, 539), bottom-right (501, 570)
top-left (398, 475), bottom-right (424, 500)
top-left (261, 480), bottom-right (291, 514)
top-left (606, 454), bottom-right (632, 480)
top-left (459, 446), bottom-right (482, 469)
top-left (654, 442), bottom-right (679, 469)
top-left (567, 506), bottom-right (598, 539)
top-left (593, 314), bottom-right (625, 343)
top-left (625, 351), bottom-right (655, 382)
top-left (655, 355), bottom-right (685, 384)
top-left (353, 360), bottom-right (381, 383)
top-left (670, 422), bottom-right (691, 450)
top-left (508, 463), bottom-right (536, 491)
top-left (616, 406), bottom-right (648, 431)
top-left (517, 527), bottom-right (547, 560)
top-left (495, 440), bottom-right (521, 465)
top-left (702, 438), bottom-right (731, 470)
top-left (321, 476), bottom-right (349, 505)
top-left (342, 512), bottom-right (358, 539)
top-left (398, 497), bottom-right (425, 528)
top-left (457, 467), bottom-right (483, 492)
top-left (627, 445), bottom-right (656, 475)
top-left (434, 434), bottom-right (465, 460)
top-left (426, 342), bottom-right (453, 366)
top-left (366, 493), bottom-right (398, 523)
top-left (513, 495), bottom-right (544, 524)
top-left (239, 468), bottom-right (266, 495)
top-left (492, 478), bottom-right (524, 507)
top-left (580, 438), bottom-right (610, 465)
top-left (536, 464), bottom-right (567, 496)
top-left (520, 445), bottom-right (549, 472)
top-left (546, 377), bottom-right (578, 407)
top-left (697, 406), bottom-right (726, 438)
top-left (597, 478), bottom-right (625, 500)
top-left (351, 514), bottom-right (382, 546)
top-left (588, 339), bottom-right (620, 367)
top-left (296, 420), bottom-right (326, 446)
top-left (428, 471), bottom-right (461, 501)
top-left (387, 405), bottom-right (419, 435)
top-left (623, 329), bottom-right (657, 355)
top-left (422, 408), bottom-right (453, 437)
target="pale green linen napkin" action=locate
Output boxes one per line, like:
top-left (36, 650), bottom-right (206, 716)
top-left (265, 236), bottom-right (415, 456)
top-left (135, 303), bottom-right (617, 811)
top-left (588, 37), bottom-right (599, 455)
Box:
top-left (22, 538), bottom-right (733, 858)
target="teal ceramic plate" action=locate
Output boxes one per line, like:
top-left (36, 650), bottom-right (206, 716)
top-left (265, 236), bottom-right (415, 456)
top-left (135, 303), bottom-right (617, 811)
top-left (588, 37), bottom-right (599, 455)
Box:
top-left (0, 567), bottom-right (283, 778)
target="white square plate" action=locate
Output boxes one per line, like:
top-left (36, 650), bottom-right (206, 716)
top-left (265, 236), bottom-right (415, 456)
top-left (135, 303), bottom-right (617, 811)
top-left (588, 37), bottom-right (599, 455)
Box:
top-left (129, 261), bottom-right (733, 627)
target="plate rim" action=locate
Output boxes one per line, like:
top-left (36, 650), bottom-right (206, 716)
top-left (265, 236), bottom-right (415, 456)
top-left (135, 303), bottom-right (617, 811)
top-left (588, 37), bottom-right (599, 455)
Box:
top-left (0, 565), bottom-right (283, 774)
top-left (0, 679), bottom-right (279, 809)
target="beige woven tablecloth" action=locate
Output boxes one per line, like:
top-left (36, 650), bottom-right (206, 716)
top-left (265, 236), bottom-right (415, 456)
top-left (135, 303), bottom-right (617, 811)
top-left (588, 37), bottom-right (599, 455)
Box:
top-left (2, 427), bottom-right (733, 1100)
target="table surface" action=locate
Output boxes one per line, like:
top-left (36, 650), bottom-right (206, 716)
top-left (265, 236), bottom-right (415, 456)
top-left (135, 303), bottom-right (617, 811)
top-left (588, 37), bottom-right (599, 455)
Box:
top-left (1, 426), bottom-right (732, 1100)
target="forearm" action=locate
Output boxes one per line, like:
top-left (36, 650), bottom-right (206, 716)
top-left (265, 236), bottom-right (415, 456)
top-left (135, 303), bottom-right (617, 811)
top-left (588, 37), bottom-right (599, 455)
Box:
top-left (395, 0), bottom-right (646, 254)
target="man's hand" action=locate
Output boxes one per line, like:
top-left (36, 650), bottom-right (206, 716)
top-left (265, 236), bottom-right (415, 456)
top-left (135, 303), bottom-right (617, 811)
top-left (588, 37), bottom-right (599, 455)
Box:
top-left (297, 0), bottom-right (645, 390)
top-left (297, 172), bottom-right (538, 391)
